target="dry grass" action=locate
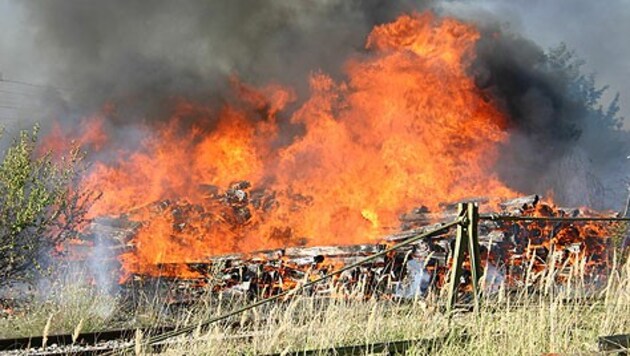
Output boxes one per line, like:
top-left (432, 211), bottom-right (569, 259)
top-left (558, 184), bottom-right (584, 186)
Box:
top-left (158, 252), bottom-right (630, 355)
top-left (0, 253), bottom-right (628, 355)
top-left (0, 274), bottom-right (118, 339)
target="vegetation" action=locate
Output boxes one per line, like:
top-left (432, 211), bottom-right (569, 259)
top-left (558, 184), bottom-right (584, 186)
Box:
top-left (0, 125), bottom-right (95, 286)
top-left (0, 253), bottom-right (627, 355)
top-left (545, 43), bottom-right (629, 208)
top-left (546, 42), bottom-right (624, 132)
top-left (164, 263), bottom-right (629, 355)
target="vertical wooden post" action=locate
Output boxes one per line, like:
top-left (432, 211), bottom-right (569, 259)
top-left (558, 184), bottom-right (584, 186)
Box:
top-left (447, 202), bottom-right (482, 313)
top-left (467, 203), bottom-right (482, 310)
top-left (447, 203), bottom-right (468, 313)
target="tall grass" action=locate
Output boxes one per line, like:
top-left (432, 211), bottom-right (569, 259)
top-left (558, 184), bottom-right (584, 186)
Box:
top-left (0, 271), bottom-right (117, 339)
top-left (161, 253), bottom-right (630, 355)
top-left (0, 253), bottom-right (628, 355)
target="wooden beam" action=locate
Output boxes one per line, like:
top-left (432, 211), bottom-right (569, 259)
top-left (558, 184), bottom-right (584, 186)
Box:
top-left (467, 202), bottom-right (482, 310)
top-left (447, 203), bottom-right (468, 312)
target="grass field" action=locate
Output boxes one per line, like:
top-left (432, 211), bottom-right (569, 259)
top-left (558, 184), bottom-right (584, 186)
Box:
top-left (1, 252), bottom-right (629, 355)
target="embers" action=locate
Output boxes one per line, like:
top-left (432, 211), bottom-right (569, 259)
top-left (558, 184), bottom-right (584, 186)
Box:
top-left (78, 194), bottom-right (617, 301)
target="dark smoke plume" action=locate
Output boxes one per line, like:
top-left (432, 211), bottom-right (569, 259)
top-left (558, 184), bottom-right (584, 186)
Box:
top-left (467, 20), bottom-right (627, 209)
top-left (21, 0), bottom-right (428, 122)
top-left (12, 0), bottom-right (630, 210)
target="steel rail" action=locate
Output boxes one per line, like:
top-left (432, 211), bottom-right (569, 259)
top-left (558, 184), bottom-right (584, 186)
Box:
top-left (262, 333), bottom-right (470, 356)
top-left (0, 331), bottom-right (258, 355)
top-left (0, 326), bottom-right (175, 354)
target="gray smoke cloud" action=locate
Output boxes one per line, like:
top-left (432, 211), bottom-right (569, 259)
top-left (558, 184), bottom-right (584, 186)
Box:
top-left (6, 0), bottom-right (428, 122)
top-left (438, 0), bottom-right (630, 209)
top-left (441, 0), bottom-right (630, 126)
top-left (0, 0), bottom-right (629, 210)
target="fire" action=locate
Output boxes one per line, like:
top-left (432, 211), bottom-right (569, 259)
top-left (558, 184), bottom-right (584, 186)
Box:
top-left (54, 12), bottom-right (525, 280)
top-left (494, 202), bottom-right (614, 285)
top-left (39, 107), bottom-right (111, 154)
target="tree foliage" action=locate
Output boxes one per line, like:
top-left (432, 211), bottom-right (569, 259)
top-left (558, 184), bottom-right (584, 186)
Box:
top-left (542, 43), bottom-right (628, 208)
top-left (546, 42), bottom-right (624, 131)
top-left (0, 125), bottom-right (97, 286)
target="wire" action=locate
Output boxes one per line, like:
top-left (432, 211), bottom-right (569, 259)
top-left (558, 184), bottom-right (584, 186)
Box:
top-left (0, 89), bottom-right (38, 97)
top-left (480, 215), bottom-right (630, 222)
top-left (102, 217), bottom-right (464, 355)
top-left (0, 78), bottom-right (62, 91)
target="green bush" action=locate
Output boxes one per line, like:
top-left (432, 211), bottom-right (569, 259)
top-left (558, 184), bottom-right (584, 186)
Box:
top-left (0, 125), bottom-right (97, 286)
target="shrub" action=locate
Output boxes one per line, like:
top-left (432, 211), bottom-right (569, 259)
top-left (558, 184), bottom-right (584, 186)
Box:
top-left (0, 125), bottom-right (96, 286)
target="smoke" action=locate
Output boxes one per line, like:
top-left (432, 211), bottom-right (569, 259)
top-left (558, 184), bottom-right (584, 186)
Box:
top-left (471, 26), bottom-right (617, 209)
top-left (441, 0), bottom-right (630, 126)
top-left (2, 0), bottom-right (628, 210)
top-left (12, 0), bottom-right (430, 124)
top-left (438, 2), bottom-right (629, 209)
top-left (0, 0), bottom-right (439, 293)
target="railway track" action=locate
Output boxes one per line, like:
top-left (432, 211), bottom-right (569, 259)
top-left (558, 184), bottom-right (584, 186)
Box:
top-left (0, 326), bottom-right (176, 355)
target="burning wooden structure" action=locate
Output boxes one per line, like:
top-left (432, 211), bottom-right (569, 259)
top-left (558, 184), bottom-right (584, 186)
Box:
top-left (43, 13), bottom-right (623, 306)
top-left (70, 189), bottom-right (619, 305)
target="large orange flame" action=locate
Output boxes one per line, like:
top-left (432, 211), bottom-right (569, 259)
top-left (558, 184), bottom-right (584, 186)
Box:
top-left (57, 12), bottom-right (525, 279)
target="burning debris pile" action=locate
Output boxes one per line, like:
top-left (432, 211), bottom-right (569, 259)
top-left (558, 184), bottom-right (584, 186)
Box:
top-left (38, 12), bottom-right (623, 304)
top-left (77, 187), bottom-right (616, 303)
